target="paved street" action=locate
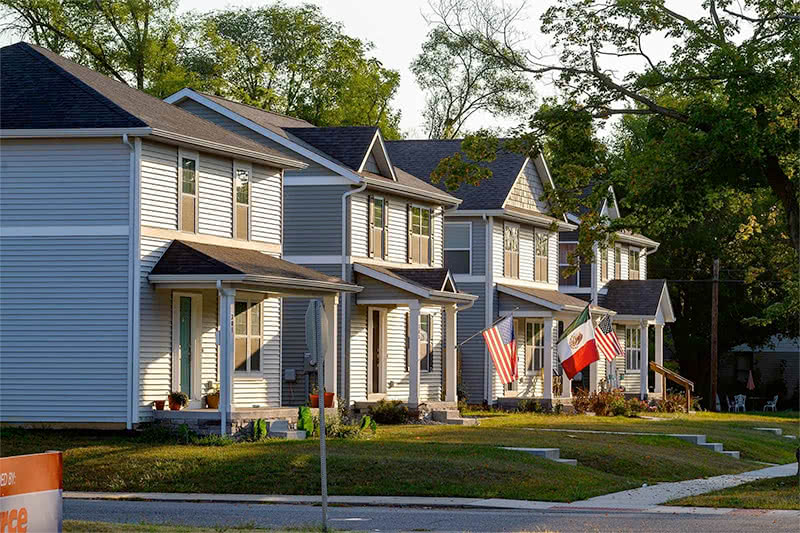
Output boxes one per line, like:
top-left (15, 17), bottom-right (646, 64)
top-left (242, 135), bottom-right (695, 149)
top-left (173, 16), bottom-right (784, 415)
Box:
top-left (65, 499), bottom-right (800, 532)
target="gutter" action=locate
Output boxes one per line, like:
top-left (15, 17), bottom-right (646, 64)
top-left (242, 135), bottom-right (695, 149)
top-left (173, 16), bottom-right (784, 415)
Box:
top-left (340, 181), bottom-right (368, 403)
top-left (0, 127), bottom-right (152, 138)
top-left (148, 274), bottom-right (361, 293)
top-left (447, 209), bottom-right (577, 231)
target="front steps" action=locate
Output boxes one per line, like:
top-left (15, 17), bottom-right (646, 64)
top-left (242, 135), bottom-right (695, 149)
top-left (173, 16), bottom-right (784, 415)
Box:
top-left (753, 427), bottom-right (782, 436)
top-left (267, 420), bottom-right (306, 440)
top-left (668, 434), bottom-right (741, 459)
top-left (432, 410), bottom-right (479, 426)
top-left (502, 447), bottom-right (578, 466)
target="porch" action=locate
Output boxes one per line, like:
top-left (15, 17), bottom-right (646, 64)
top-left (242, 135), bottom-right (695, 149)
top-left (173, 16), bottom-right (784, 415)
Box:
top-left (152, 406), bottom-right (337, 437)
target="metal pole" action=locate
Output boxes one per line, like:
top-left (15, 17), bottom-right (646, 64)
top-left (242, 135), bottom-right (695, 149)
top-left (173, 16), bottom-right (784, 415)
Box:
top-left (710, 259), bottom-right (719, 411)
top-left (317, 301), bottom-right (328, 532)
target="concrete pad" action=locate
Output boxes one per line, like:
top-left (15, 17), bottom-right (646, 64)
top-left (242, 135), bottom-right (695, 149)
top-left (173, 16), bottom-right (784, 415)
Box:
top-left (698, 442), bottom-right (724, 452)
top-left (502, 447), bottom-right (561, 460)
top-left (753, 427), bottom-right (783, 436)
top-left (269, 430), bottom-right (306, 440)
top-left (720, 450), bottom-right (741, 459)
top-left (668, 434), bottom-right (707, 445)
top-left (553, 458), bottom-right (578, 466)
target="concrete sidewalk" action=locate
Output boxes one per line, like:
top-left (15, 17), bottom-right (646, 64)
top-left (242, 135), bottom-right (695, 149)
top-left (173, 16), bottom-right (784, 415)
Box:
top-left (64, 462), bottom-right (798, 512)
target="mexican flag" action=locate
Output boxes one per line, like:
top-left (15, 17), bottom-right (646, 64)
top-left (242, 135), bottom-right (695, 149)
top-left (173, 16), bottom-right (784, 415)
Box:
top-left (557, 305), bottom-right (599, 380)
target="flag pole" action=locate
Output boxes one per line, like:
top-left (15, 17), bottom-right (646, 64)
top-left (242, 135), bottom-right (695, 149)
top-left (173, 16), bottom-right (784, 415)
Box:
top-left (457, 306), bottom-right (520, 348)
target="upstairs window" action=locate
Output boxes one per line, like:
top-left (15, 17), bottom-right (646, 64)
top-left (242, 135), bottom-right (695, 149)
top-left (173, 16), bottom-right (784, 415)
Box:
top-left (525, 320), bottom-right (545, 373)
top-left (234, 297), bottom-right (261, 373)
top-left (625, 326), bottom-right (641, 371)
top-left (235, 166), bottom-right (250, 240)
top-left (559, 242), bottom-right (578, 285)
top-left (503, 223), bottom-right (519, 278)
top-left (444, 222), bottom-right (471, 274)
top-left (408, 205), bottom-right (432, 265)
top-left (629, 248), bottom-right (641, 280)
top-left (179, 156), bottom-right (197, 232)
top-left (615, 246), bottom-right (622, 279)
top-left (601, 247), bottom-right (609, 281)
top-left (368, 196), bottom-right (387, 259)
top-left (534, 232), bottom-right (549, 283)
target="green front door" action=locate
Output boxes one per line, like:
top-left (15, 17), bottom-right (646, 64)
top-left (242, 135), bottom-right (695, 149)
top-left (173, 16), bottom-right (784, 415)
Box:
top-left (179, 296), bottom-right (192, 397)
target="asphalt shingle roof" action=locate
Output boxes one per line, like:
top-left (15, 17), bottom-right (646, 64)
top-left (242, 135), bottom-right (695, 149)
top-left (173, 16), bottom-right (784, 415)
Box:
top-left (200, 92), bottom-right (314, 138)
top-left (385, 139), bottom-right (527, 210)
top-left (1, 42), bottom-right (300, 166)
top-left (599, 280), bottom-right (668, 316)
top-left (285, 126), bottom-right (378, 171)
top-left (355, 263), bottom-right (460, 294)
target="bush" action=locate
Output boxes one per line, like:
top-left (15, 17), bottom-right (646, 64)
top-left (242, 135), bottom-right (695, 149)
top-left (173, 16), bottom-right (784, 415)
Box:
top-left (517, 399), bottom-right (544, 413)
top-left (368, 399), bottom-right (410, 424)
top-left (573, 388), bottom-right (642, 417)
top-left (297, 406), bottom-right (314, 436)
top-left (655, 392), bottom-right (690, 413)
top-left (252, 419), bottom-right (268, 441)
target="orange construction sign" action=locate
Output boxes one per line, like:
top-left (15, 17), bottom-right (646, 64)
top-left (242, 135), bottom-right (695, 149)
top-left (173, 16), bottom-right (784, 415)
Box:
top-left (0, 452), bottom-right (63, 533)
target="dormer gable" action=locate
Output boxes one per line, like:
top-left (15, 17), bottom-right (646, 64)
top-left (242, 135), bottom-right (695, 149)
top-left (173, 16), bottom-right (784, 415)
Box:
top-left (359, 129), bottom-right (396, 180)
top-left (502, 155), bottom-right (556, 217)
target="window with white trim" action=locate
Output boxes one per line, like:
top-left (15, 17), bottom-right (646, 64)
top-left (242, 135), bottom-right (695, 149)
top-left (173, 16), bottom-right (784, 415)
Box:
top-left (234, 164), bottom-right (250, 240)
top-left (444, 222), bottom-right (471, 274)
top-left (614, 246), bottom-right (622, 279)
top-left (179, 155), bottom-right (197, 232)
top-left (234, 297), bottom-right (261, 373)
top-left (625, 326), bottom-right (641, 371)
top-left (534, 232), bottom-right (549, 283)
top-left (408, 205), bottom-right (432, 265)
top-left (525, 320), bottom-right (545, 372)
top-left (601, 246), bottom-right (609, 281)
top-left (559, 242), bottom-right (578, 285)
top-left (503, 223), bottom-right (519, 278)
top-left (629, 248), bottom-right (641, 280)
top-left (368, 195), bottom-right (387, 259)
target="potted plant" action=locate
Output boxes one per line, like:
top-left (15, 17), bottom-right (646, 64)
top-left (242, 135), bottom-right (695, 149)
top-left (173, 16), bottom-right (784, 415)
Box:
top-left (205, 383), bottom-right (220, 409)
top-left (309, 384), bottom-right (334, 408)
top-left (168, 391), bottom-right (189, 411)
top-left (153, 399), bottom-right (166, 411)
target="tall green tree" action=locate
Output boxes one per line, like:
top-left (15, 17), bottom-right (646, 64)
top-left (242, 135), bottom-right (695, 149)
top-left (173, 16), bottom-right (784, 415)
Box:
top-left (411, 26), bottom-right (535, 138)
top-left (184, 4), bottom-right (403, 137)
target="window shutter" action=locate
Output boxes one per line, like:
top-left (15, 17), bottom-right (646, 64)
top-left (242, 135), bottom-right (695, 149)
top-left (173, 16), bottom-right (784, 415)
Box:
top-left (428, 209), bottom-right (434, 266)
top-left (407, 203), bottom-right (412, 263)
top-left (367, 195), bottom-right (374, 257)
top-left (383, 198), bottom-right (389, 259)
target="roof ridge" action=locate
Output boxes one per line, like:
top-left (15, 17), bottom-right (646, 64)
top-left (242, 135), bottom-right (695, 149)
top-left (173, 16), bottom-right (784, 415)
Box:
top-left (15, 42), bottom-right (146, 127)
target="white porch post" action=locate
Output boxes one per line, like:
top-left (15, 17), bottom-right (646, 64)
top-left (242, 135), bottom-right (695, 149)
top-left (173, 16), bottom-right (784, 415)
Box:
top-left (589, 362), bottom-right (599, 393)
top-left (561, 374), bottom-right (572, 399)
top-left (654, 324), bottom-right (664, 394)
top-left (322, 294), bottom-right (339, 401)
top-left (640, 322), bottom-right (650, 400)
top-left (445, 304), bottom-right (458, 403)
top-left (543, 318), bottom-right (554, 402)
top-left (408, 300), bottom-right (421, 408)
top-left (218, 286), bottom-right (235, 436)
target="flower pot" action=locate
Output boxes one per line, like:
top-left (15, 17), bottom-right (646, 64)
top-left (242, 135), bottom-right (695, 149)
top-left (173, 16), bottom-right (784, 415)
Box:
top-left (323, 392), bottom-right (334, 408)
top-left (309, 394), bottom-right (319, 408)
top-left (206, 392), bottom-right (220, 409)
top-left (154, 400), bottom-right (165, 411)
top-left (169, 399), bottom-right (183, 411)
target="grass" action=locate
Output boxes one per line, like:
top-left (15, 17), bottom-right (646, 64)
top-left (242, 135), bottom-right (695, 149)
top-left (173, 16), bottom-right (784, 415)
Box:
top-left (63, 521), bottom-right (329, 532)
top-left (670, 475), bottom-right (800, 510)
top-left (3, 410), bottom-right (797, 503)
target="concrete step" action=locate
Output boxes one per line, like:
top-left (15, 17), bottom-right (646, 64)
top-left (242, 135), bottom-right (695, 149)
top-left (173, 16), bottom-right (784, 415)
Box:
top-left (444, 417), bottom-right (479, 426)
top-left (267, 420), bottom-right (290, 433)
top-left (269, 430), bottom-right (306, 440)
top-left (699, 442), bottom-right (724, 452)
top-left (553, 458), bottom-right (578, 466)
top-left (432, 410), bottom-right (461, 422)
top-left (753, 427), bottom-right (783, 436)
top-left (720, 450), bottom-right (741, 459)
top-left (502, 447), bottom-right (561, 460)
top-left (784, 435), bottom-right (797, 439)
top-left (669, 434), bottom-right (707, 445)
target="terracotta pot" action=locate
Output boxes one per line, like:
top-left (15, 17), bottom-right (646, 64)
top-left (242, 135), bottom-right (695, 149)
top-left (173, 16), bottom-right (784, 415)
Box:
top-left (206, 392), bottom-right (220, 409)
top-left (154, 400), bottom-right (165, 411)
top-left (323, 392), bottom-right (335, 408)
top-left (169, 399), bottom-right (183, 411)
top-left (309, 394), bottom-right (319, 408)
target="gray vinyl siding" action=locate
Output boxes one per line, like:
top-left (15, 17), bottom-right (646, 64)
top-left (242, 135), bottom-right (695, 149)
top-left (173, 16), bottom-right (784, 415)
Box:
top-left (198, 153), bottom-right (233, 237)
top-left (504, 158), bottom-right (549, 213)
top-left (579, 262), bottom-right (592, 288)
top-left (467, 217), bottom-right (487, 276)
top-left (355, 275), bottom-right (418, 301)
top-left (141, 140), bottom-right (178, 229)
top-left (455, 282), bottom-right (487, 403)
top-left (0, 138), bottom-right (131, 423)
top-left (495, 217), bottom-right (558, 288)
top-left (284, 185), bottom-right (348, 256)
top-left (251, 164), bottom-right (282, 245)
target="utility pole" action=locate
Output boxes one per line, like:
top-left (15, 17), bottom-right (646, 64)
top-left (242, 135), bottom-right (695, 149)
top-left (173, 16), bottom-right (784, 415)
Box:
top-left (710, 258), bottom-right (719, 411)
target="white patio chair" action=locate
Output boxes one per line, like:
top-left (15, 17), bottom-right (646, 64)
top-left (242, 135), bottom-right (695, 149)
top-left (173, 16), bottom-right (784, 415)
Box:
top-left (763, 395), bottom-right (778, 412)
top-left (734, 394), bottom-right (746, 413)
top-left (726, 396), bottom-right (734, 412)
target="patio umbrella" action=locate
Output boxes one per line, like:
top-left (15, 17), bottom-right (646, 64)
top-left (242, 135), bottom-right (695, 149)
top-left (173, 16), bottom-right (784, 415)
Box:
top-left (746, 370), bottom-right (756, 391)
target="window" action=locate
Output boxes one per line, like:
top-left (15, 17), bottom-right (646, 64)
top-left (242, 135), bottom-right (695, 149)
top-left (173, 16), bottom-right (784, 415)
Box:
top-left (525, 320), bottom-right (545, 372)
top-left (234, 297), bottom-right (261, 373)
top-left (559, 242), bottom-right (578, 285)
top-left (369, 196), bottom-right (387, 259)
top-left (503, 223), bottom-right (519, 278)
top-left (629, 248), bottom-right (640, 280)
top-left (234, 165), bottom-right (250, 240)
top-left (179, 156), bottom-right (197, 232)
top-left (408, 205), bottom-right (431, 265)
top-left (444, 222), bottom-right (471, 274)
top-left (406, 313), bottom-right (433, 372)
top-left (601, 247), bottom-right (608, 281)
top-left (614, 247), bottom-right (622, 279)
top-left (534, 232), bottom-right (549, 283)
top-left (625, 326), bottom-right (641, 371)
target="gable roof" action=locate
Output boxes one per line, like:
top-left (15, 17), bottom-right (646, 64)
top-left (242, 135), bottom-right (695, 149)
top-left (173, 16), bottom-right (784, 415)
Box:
top-left (1, 42), bottom-right (304, 168)
top-left (353, 263), bottom-right (475, 304)
top-left (497, 284), bottom-right (613, 314)
top-left (599, 280), bottom-right (674, 320)
top-left (199, 92), bottom-right (314, 136)
top-left (385, 139), bottom-right (528, 211)
top-left (286, 126), bottom-right (379, 172)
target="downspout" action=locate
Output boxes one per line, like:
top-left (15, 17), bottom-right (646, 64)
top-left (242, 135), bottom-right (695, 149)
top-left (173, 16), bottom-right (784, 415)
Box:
top-left (123, 134), bottom-right (135, 430)
top-left (340, 181), bottom-right (367, 404)
top-left (483, 214), bottom-right (492, 404)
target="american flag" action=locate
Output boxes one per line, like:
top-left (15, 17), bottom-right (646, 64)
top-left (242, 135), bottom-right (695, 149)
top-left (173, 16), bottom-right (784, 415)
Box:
top-left (594, 314), bottom-right (623, 362)
top-left (482, 315), bottom-right (518, 384)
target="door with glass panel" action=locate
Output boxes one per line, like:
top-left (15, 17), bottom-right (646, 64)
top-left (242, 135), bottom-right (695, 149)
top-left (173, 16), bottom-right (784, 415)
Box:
top-left (368, 308), bottom-right (387, 398)
top-left (172, 293), bottom-right (202, 406)
top-left (234, 297), bottom-right (262, 376)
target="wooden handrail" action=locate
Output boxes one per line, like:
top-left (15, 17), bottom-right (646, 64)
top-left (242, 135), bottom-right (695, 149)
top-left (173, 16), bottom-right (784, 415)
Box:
top-left (650, 361), bottom-right (694, 412)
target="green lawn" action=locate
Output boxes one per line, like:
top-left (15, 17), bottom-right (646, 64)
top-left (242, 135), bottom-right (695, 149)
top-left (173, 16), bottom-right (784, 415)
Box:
top-left (670, 475), bottom-right (800, 510)
top-left (63, 521), bottom-right (326, 532)
top-left (3, 411), bottom-right (797, 503)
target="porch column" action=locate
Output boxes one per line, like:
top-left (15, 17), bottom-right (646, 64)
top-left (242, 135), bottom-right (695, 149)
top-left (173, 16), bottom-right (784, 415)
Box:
top-left (560, 316), bottom-right (572, 400)
top-left (640, 322), bottom-right (650, 400)
top-left (408, 300), bottom-right (421, 408)
top-left (543, 318), bottom-right (554, 401)
top-left (218, 286), bottom-right (235, 436)
top-left (445, 304), bottom-right (458, 403)
top-left (654, 324), bottom-right (664, 394)
top-left (589, 362), bottom-right (599, 393)
top-left (322, 294), bottom-right (339, 400)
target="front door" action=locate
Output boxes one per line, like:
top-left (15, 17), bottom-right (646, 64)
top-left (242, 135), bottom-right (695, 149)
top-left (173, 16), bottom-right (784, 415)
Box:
top-left (368, 308), bottom-right (386, 397)
top-left (173, 292), bottom-right (202, 406)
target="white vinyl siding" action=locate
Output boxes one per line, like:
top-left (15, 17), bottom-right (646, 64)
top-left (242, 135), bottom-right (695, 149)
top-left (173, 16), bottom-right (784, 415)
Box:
top-left (198, 153), bottom-right (232, 237)
top-left (141, 140), bottom-right (178, 229)
top-left (519, 225), bottom-right (533, 281)
top-left (251, 164), bottom-right (282, 245)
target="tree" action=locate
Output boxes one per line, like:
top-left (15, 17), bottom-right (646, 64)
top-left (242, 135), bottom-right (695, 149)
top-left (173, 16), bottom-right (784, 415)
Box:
top-left (426, 0), bottom-right (800, 253)
top-left (0, 0), bottom-right (186, 93)
top-left (183, 4), bottom-right (403, 137)
top-left (411, 26), bottom-right (535, 138)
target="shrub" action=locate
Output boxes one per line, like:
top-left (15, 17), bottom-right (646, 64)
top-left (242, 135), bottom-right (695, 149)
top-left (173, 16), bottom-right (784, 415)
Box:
top-left (368, 399), bottom-right (410, 424)
top-left (608, 395), bottom-right (629, 417)
top-left (573, 388), bottom-right (592, 414)
top-left (517, 399), bottom-right (544, 413)
top-left (252, 419), bottom-right (268, 441)
top-left (655, 392), bottom-right (690, 413)
top-left (297, 406), bottom-right (314, 436)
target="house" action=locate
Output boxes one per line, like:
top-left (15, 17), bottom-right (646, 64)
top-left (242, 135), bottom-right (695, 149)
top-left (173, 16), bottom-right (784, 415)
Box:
top-left (386, 140), bottom-right (611, 405)
top-left (0, 42), bottom-right (360, 434)
top-left (164, 89), bottom-right (478, 411)
top-left (558, 187), bottom-right (675, 398)
top-left (725, 336), bottom-right (799, 408)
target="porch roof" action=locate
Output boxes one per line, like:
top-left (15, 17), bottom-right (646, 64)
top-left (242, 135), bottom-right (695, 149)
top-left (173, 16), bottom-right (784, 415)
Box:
top-left (497, 284), bottom-right (614, 314)
top-left (598, 280), bottom-right (674, 322)
top-left (148, 240), bottom-right (361, 294)
top-left (353, 263), bottom-right (477, 305)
